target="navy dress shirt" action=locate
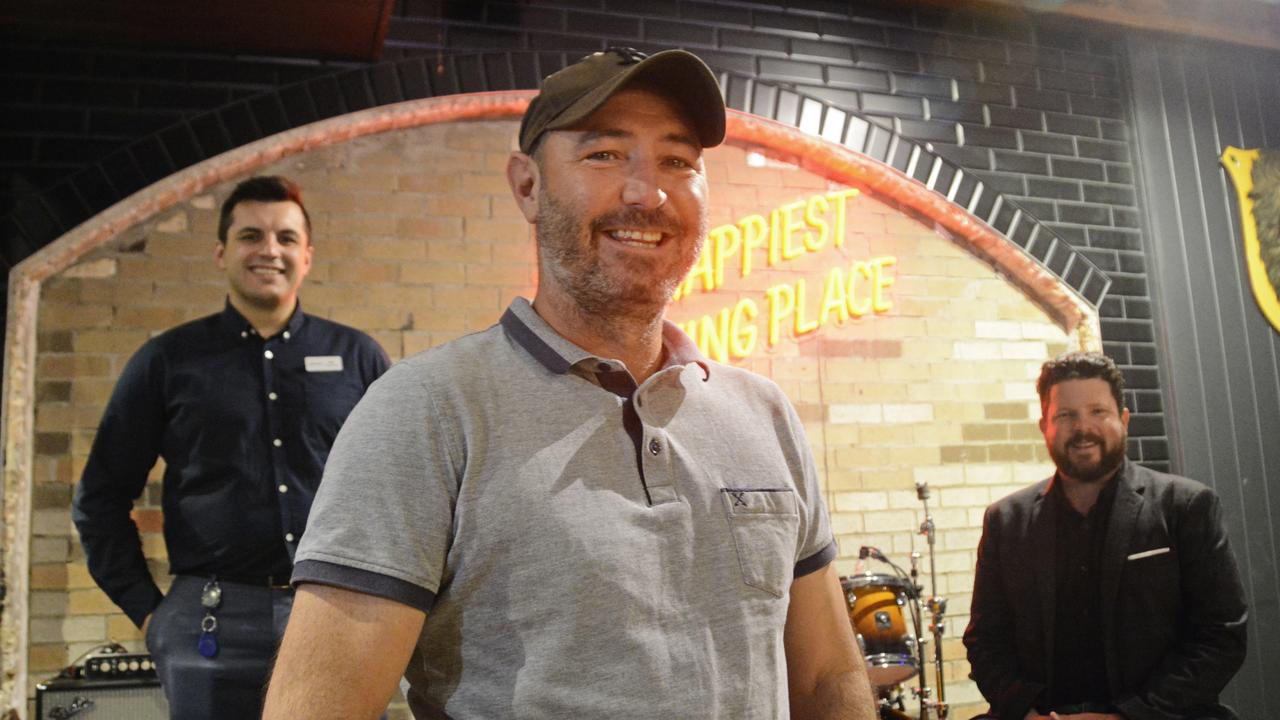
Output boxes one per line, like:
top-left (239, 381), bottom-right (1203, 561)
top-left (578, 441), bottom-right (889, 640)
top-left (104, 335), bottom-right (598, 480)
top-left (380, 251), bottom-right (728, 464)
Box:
top-left (73, 301), bottom-right (390, 626)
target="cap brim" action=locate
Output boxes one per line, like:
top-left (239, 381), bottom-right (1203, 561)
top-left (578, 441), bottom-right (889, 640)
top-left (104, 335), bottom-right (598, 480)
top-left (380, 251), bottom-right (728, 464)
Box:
top-left (542, 50), bottom-right (726, 150)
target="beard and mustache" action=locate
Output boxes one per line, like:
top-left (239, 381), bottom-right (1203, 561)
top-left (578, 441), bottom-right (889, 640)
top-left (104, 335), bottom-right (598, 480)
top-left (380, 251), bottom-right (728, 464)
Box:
top-left (535, 188), bottom-right (704, 320)
top-left (1049, 429), bottom-right (1128, 483)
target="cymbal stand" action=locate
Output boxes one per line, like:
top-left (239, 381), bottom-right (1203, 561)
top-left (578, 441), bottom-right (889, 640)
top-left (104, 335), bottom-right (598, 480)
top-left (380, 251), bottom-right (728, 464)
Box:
top-left (913, 481), bottom-right (948, 719)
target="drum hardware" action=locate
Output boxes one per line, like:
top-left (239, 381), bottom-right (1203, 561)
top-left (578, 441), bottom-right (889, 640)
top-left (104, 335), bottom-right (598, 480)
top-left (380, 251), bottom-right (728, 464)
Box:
top-left (842, 571), bottom-right (918, 688)
top-left (844, 481), bottom-right (950, 720)
top-left (914, 480), bottom-right (948, 720)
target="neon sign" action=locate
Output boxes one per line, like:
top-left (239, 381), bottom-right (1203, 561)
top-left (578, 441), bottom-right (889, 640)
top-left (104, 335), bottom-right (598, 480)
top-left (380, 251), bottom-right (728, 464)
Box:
top-left (673, 189), bottom-right (896, 362)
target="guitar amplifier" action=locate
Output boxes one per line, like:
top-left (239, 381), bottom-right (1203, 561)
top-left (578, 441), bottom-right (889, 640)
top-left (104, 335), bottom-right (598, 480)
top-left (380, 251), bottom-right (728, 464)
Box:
top-left (35, 678), bottom-right (167, 720)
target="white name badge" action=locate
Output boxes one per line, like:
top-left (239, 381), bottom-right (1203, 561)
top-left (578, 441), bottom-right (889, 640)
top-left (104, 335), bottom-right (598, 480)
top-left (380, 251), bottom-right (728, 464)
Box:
top-left (304, 356), bottom-right (344, 372)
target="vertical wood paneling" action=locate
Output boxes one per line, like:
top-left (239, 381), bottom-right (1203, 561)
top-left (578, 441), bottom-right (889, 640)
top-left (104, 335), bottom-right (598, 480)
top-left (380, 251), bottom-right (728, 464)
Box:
top-left (1128, 35), bottom-right (1279, 719)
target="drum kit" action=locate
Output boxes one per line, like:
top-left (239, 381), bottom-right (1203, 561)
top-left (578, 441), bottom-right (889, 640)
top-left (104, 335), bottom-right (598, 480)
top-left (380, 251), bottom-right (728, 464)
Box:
top-left (840, 482), bottom-right (949, 720)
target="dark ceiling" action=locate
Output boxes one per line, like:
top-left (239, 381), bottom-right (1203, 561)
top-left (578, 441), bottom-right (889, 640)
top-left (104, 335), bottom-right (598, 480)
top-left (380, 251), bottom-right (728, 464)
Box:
top-left (1, 0), bottom-right (397, 61)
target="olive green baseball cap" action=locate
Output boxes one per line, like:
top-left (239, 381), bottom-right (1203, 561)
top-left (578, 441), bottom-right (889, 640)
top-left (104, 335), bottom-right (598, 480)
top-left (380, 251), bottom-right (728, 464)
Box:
top-left (518, 47), bottom-right (726, 154)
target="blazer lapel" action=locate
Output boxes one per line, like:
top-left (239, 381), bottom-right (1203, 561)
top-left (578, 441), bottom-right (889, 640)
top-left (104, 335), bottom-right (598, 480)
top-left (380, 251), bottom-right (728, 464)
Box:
top-left (1031, 479), bottom-right (1057, 679)
top-left (1100, 463), bottom-right (1143, 693)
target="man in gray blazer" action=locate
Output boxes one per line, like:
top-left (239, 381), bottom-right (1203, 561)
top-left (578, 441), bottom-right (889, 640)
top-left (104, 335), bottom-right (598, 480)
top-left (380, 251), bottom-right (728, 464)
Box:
top-left (963, 351), bottom-right (1247, 720)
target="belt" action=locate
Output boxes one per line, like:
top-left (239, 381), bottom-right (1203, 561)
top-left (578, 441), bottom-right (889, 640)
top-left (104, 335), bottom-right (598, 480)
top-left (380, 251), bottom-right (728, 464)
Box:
top-left (191, 573), bottom-right (293, 590)
top-left (1048, 703), bottom-right (1116, 714)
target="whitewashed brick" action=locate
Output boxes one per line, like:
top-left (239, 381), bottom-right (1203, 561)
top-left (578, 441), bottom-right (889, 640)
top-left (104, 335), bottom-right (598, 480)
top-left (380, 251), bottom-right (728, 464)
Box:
top-left (929, 550), bottom-right (974, 574)
top-left (864, 510), bottom-right (917, 533)
top-left (31, 537), bottom-right (70, 563)
top-left (155, 211), bottom-right (188, 234)
top-left (63, 258), bottom-right (118, 279)
top-left (30, 616), bottom-right (103, 644)
top-left (933, 508), bottom-right (968, 529)
top-left (33, 509), bottom-right (73, 536)
top-left (965, 464), bottom-right (1012, 485)
top-left (968, 508), bottom-right (988, 526)
top-left (940, 486), bottom-right (990, 507)
top-left (1000, 341), bottom-right (1049, 359)
top-left (1013, 463), bottom-right (1053, 483)
top-left (887, 490), bottom-right (921, 509)
top-left (943, 527), bottom-right (982, 551)
top-left (882, 403), bottom-right (934, 423)
top-left (947, 682), bottom-right (985, 705)
top-left (973, 320), bottom-right (1022, 339)
top-left (1003, 381), bottom-right (1038, 400)
top-left (30, 591), bottom-right (68, 617)
top-left (834, 491), bottom-right (889, 512)
top-left (953, 341), bottom-right (1003, 360)
top-left (829, 403), bottom-right (882, 424)
top-left (830, 512), bottom-right (864, 535)
top-left (1020, 321), bottom-right (1066, 340)
top-left (913, 465), bottom-right (963, 487)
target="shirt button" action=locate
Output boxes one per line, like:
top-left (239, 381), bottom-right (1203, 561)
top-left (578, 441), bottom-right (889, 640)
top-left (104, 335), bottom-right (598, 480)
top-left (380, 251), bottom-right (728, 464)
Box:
top-left (268, 392), bottom-right (278, 401)
top-left (264, 350), bottom-right (274, 359)
top-left (278, 484), bottom-right (288, 493)
top-left (240, 331), bottom-right (247, 338)
top-left (649, 438), bottom-right (662, 455)
top-left (273, 438), bottom-right (283, 447)
top-left (283, 331), bottom-right (291, 340)
top-left (285, 533), bottom-right (295, 542)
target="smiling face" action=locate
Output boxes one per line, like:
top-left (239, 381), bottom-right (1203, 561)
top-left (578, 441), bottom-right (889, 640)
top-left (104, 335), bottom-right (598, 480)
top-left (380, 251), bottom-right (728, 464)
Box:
top-left (1040, 377), bottom-right (1131, 485)
top-left (512, 86), bottom-right (709, 320)
top-left (214, 200), bottom-right (312, 314)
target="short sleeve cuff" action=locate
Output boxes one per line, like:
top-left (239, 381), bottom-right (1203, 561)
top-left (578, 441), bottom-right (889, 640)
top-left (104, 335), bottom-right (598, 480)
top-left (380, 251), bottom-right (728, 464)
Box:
top-left (291, 559), bottom-right (436, 613)
top-left (794, 538), bottom-right (837, 578)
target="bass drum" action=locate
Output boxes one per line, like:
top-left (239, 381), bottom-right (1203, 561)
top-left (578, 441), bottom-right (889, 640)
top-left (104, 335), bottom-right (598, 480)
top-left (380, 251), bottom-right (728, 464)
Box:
top-left (841, 573), bottom-right (919, 687)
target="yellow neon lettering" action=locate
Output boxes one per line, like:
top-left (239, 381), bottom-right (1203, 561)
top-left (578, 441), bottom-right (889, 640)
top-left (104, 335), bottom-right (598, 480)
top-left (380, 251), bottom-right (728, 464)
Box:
top-left (803, 194), bottom-right (830, 253)
top-left (730, 298), bottom-right (758, 358)
top-left (794, 278), bottom-right (819, 336)
top-left (700, 309), bottom-right (731, 364)
top-left (848, 261), bottom-right (874, 317)
top-left (712, 224), bottom-right (741, 290)
top-left (820, 266), bottom-right (850, 326)
top-left (765, 282), bottom-right (796, 346)
top-left (685, 239), bottom-right (716, 293)
top-left (780, 200), bottom-right (807, 262)
top-left (740, 214), bottom-right (768, 278)
top-left (768, 208), bottom-right (783, 267)
top-left (830, 189), bottom-right (860, 249)
top-left (873, 256), bottom-right (896, 313)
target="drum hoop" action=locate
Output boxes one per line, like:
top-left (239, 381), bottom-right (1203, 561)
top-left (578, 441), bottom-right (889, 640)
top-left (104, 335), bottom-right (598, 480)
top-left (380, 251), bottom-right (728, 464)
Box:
top-left (841, 573), bottom-right (908, 590)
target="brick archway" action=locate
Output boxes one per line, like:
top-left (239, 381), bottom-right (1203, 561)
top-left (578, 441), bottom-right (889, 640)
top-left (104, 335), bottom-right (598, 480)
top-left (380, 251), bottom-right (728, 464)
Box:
top-left (1, 54), bottom-right (1107, 709)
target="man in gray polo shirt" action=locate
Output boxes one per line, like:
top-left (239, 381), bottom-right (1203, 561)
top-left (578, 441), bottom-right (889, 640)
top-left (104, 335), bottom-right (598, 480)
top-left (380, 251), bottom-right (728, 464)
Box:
top-left (265, 47), bottom-right (876, 719)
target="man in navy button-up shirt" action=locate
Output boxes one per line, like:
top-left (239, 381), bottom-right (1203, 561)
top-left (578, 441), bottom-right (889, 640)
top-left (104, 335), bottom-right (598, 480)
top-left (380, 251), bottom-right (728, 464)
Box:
top-left (73, 176), bottom-right (389, 719)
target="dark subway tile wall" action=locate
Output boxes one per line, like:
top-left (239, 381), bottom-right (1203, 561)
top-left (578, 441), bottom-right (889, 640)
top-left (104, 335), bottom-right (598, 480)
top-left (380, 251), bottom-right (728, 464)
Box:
top-left (1, 0), bottom-right (1166, 451)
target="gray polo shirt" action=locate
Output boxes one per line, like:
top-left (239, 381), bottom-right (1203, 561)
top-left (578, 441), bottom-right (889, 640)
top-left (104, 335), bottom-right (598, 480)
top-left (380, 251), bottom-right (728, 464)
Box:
top-left (294, 297), bottom-right (836, 719)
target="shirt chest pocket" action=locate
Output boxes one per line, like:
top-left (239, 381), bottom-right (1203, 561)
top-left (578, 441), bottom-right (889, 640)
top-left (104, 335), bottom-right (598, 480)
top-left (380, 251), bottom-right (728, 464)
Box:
top-left (722, 488), bottom-right (800, 598)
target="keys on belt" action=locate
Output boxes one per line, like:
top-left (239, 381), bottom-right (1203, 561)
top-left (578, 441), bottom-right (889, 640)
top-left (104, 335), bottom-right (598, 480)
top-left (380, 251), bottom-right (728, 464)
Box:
top-left (197, 579), bottom-right (221, 658)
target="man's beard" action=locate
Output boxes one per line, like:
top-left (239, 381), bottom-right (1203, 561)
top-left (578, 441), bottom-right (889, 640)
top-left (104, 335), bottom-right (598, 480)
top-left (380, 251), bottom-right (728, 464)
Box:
top-left (535, 189), bottom-right (703, 321)
top-left (1050, 430), bottom-right (1127, 483)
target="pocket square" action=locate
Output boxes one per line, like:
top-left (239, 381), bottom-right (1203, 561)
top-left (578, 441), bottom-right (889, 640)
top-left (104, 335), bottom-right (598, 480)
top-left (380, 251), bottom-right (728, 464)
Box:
top-left (1127, 547), bottom-right (1171, 561)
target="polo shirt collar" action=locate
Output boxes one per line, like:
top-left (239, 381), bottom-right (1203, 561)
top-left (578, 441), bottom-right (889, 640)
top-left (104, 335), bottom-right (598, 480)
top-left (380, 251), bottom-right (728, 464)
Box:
top-left (500, 297), bottom-right (711, 378)
top-left (218, 298), bottom-right (307, 340)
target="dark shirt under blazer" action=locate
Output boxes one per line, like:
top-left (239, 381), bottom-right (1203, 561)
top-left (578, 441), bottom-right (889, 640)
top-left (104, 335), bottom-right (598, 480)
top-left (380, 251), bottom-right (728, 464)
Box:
top-left (964, 461), bottom-right (1247, 720)
top-left (73, 302), bottom-right (390, 626)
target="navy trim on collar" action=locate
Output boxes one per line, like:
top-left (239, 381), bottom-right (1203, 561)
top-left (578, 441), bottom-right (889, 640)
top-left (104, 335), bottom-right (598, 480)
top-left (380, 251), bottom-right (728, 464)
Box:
top-left (500, 297), bottom-right (712, 379)
top-left (500, 307), bottom-right (572, 375)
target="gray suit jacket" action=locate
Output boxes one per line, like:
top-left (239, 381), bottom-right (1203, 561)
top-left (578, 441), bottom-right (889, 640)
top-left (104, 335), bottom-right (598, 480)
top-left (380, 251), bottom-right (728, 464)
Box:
top-left (963, 462), bottom-right (1247, 720)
